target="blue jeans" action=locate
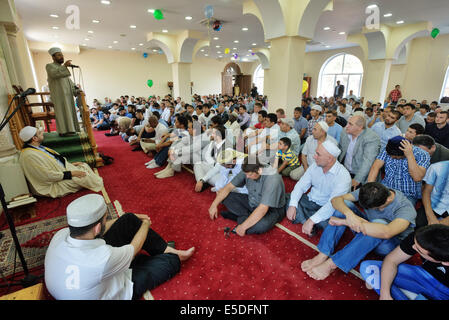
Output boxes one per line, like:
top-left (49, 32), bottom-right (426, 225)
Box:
top-left (360, 260), bottom-right (449, 300)
top-left (154, 146), bottom-right (169, 166)
top-left (317, 201), bottom-right (400, 273)
top-left (292, 194), bottom-right (328, 230)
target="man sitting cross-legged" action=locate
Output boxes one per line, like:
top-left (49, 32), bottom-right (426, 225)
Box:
top-left (45, 194), bottom-right (194, 300)
top-left (302, 182), bottom-right (416, 281)
top-left (18, 126), bottom-right (103, 198)
top-left (208, 155), bottom-right (286, 237)
top-left (286, 141), bottom-right (351, 236)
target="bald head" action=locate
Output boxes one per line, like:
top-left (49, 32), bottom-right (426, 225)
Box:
top-left (346, 115), bottom-right (365, 137)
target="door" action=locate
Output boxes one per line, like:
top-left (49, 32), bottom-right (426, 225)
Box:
top-left (222, 74), bottom-right (233, 96)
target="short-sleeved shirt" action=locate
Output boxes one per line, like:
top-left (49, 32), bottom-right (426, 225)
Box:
top-left (400, 231), bottom-right (449, 287)
top-left (277, 148), bottom-right (300, 167)
top-left (279, 129), bottom-right (301, 155)
top-left (423, 161), bottom-right (449, 215)
top-left (351, 189), bottom-right (416, 240)
top-left (302, 135), bottom-right (338, 167)
top-left (44, 228), bottom-right (134, 300)
top-left (327, 122), bottom-right (343, 143)
top-left (397, 114), bottom-right (426, 134)
top-left (377, 147), bottom-right (430, 199)
top-left (371, 122), bottom-right (402, 151)
top-left (231, 167), bottom-right (285, 209)
top-left (293, 117), bottom-right (308, 137)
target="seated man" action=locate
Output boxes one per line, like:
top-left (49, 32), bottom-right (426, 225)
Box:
top-left (302, 182), bottom-right (416, 281)
top-left (415, 160), bottom-right (449, 228)
top-left (367, 136), bottom-right (430, 205)
top-left (338, 115), bottom-right (381, 191)
top-left (18, 126), bottom-right (103, 198)
top-left (193, 126), bottom-right (227, 192)
top-left (45, 194), bottom-right (194, 300)
top-left (141, 115), bottom-right (169, 156)
top-left (93, 110), bottom-right (112, 131)
top-left (325, 110), bottom-right (343, 143)
top-left (278, 118), bottom-right (301, 156)
top-left (404, 123), bottom-right (425, 142)
top-left (412, 134), bottom-right (449, 164)
top-left (371, 110), bottom-right (402, 150)
top-left (200, 148), bottom-right (248, 194)
top-left (286, 141), bottom-right (351, 236)
top-left (208, 156), bottom-right (286, 236)
top-left (360, 224), bottom-right (449, 300)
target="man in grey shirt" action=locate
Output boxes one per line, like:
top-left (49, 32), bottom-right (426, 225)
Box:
top-left (301, 182), bottom-right (416, 281)
top-left (397, 103), bottom-right (426, 134)
top-left (208, 156), bottom-right (286, 236)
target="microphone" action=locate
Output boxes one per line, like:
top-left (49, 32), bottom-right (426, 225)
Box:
top-left (69, 64), bottom-right (80, 68)
top-left (17, 88), bottom-right (36, 98)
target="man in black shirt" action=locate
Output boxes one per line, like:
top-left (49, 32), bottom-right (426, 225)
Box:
top-left (360, 224), bottom-right (449, 300)
top-left (424, 111), bottom-right (449, 148)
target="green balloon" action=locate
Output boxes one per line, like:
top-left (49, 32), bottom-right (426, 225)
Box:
top-left (147, 80), bottom-right (154, 87)
top-left (431, 28), bottom-right (440, 39)
top-left (153, 9), bottom-right (164, 20)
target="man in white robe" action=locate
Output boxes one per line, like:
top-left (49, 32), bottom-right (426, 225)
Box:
top-left (18, 126), bottom-right (103, 198)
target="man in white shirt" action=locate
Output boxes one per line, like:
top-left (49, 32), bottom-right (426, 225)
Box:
top-left (44, 194), bottom-right (194, 300)
top-left (287, 141), bottom-right (351, 236)
top-left (140, 115), bottom-right (169, 155)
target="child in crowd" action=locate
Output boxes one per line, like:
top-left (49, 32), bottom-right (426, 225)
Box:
top-left (273, 137), bottom-right (301, 176)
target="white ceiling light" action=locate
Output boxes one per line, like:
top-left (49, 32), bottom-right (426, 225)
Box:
top-left (326, 45), bottom-right (331, 48)
top-left (84, 38), bottom-right (90, 41)
top-left (139, 43), bottom-right (144, 46)
top-left (200, 49), bottom-right (205, 52)
top-left (367, 4), bottom-right (378, 9)
top-left (242, 27), bottom-right (248, 31)
top-left (81, 43), bottom-right (87, 46)
top-left (205, 54), bottom-right (208, 56)
top-left (234, 40), bottom-right (239, 43)
top-left (323, 27), bottom-right (331, 31)
top-left (101, 0), bottom-right (111, 5)
top-left (219, 55), bottom-right (223, 58)
top-left (131, 48), bottom-right (136, 50)
top-left (147, 9), bottom-right (155, 13)
top-left (162, 29), bottom-right (168, 33)
top-left (50, 14), bottom-right (59, 18)
top-left (216, 45), bottom-right (220, 48)
top-left (108, 46), bottom-right (112, 49)
top-left (233, 47), bottom-right (237, 50)
top-left (339, 32), bottom-right (346, 35)
top-left (130, 25), bottom-right (137, 29)
top-left (92, 19), bottom-right (100, 23)
top-left (52, 26), bottom-right (59, 30)
top-left (252, 43), bottom-right (257, 46)
top-left (383, 13), bottom-right (393, 17)
top-left (88, 30), bottom-right (94, 34)
top-left (153, 49), bottom-right (158, 52)
top-left (213, 37), bottom-right (219, 40)
top-left (113, 40), bottom-right (118, 44)
top-left (396, 20), bottom-right (404, 24)
top-left (185, 16), bottom-right (193, 20)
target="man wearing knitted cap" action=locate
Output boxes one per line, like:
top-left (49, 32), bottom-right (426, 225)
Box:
top-left (287, 140), bottom-right (351, 236)
top-left (46, 47), bottom-right (81, 136)
top-left (18, 126), bottom-right (103, 198)
top-left (367, 135), bottom-right (430, 205)
top-left (44, 194), bottom-right (194, 299)
top-left (291, 121), bottom-right (337, 181)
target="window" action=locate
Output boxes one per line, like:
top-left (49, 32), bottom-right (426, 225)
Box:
top-left (441, 66), bottom-right (449, 101)
top-left (317, 53), bottom-right (363, 98)
top-left (253, 64), bottom-right (264, 95)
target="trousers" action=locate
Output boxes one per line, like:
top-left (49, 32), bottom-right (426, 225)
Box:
top-left (102, 213), bottom-right (180, 299)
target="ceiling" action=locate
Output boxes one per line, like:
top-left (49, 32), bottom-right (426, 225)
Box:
top-left (14, 0), bottom-right (449, 62)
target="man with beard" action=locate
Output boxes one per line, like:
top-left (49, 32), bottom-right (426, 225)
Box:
top-left (46, 47), bottom-right (81, 136)
top-left (45, 194), bottom-right (195, 300)
top-left (371, 110), bottom-right (402, 150)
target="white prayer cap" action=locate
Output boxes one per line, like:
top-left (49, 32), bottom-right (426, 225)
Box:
top-left (48, 47), bottom-right (62, 56)
top-left (317, 121), bottom-right (329, 133)
top-left (66, 194), bottom-right (107, 227)
top-left (19, 126), bottom-right (37, 142)
top-left (321, 140), bottom-right (341, 158)
top-left (311, 105), bottom-right (322, 112)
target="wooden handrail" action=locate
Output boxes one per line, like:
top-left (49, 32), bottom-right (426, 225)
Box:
top-left (77, 91), bottom-right (104, 167)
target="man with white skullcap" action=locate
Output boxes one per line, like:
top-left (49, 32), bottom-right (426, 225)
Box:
top-left (18, 126), bottom-right (103, 198)
top-left (44, 194), bottom-right (195, 300)
top-left (287, 140), bottom-right (351, 236)
top-left (46, 47), bottom-right (80, 136)
top-left (290, 121), bottom-right (338, 181)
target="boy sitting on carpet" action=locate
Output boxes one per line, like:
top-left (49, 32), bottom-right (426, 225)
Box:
top-left (273, 137), bottom-right (301, 177)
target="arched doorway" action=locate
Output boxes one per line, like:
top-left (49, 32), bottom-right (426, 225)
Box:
top-left (221, 63), bottom-right (252, 96)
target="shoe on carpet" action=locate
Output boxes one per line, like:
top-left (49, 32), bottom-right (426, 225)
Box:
top-left (167, 241), bottom-right (175, 249)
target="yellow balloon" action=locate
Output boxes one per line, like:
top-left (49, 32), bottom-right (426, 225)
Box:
top-left (224, 48), bottom-right (230, 54)
top-left (302, 80), bottom-right (309, 94)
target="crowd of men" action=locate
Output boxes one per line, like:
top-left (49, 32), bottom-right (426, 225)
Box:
top-left (22, 88), bottom-right (449, 300)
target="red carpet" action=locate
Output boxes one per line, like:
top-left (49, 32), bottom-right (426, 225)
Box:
top-left (0, 130), bottom-right (379, 300)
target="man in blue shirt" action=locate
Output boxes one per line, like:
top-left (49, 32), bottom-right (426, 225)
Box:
top-left (293, 107), bottom-right (308, 144)
top-left (367, 136), bottom-right (430, 205)
top-left (325, 110), bottom-right (343, 143)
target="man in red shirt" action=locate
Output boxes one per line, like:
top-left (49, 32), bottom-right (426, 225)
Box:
top-left (388, 85), bottom-right (402, 105)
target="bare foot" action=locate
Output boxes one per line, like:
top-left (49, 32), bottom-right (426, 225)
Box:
top-left (165, 246), bottom-right (195, 262)
top-left (306, 258), bottom-right (337, 281)
top-left (301, 253), bottom-right (328, 272)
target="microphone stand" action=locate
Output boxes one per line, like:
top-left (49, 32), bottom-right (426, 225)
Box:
top-left (0, 95), bottom-right (41, 289)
